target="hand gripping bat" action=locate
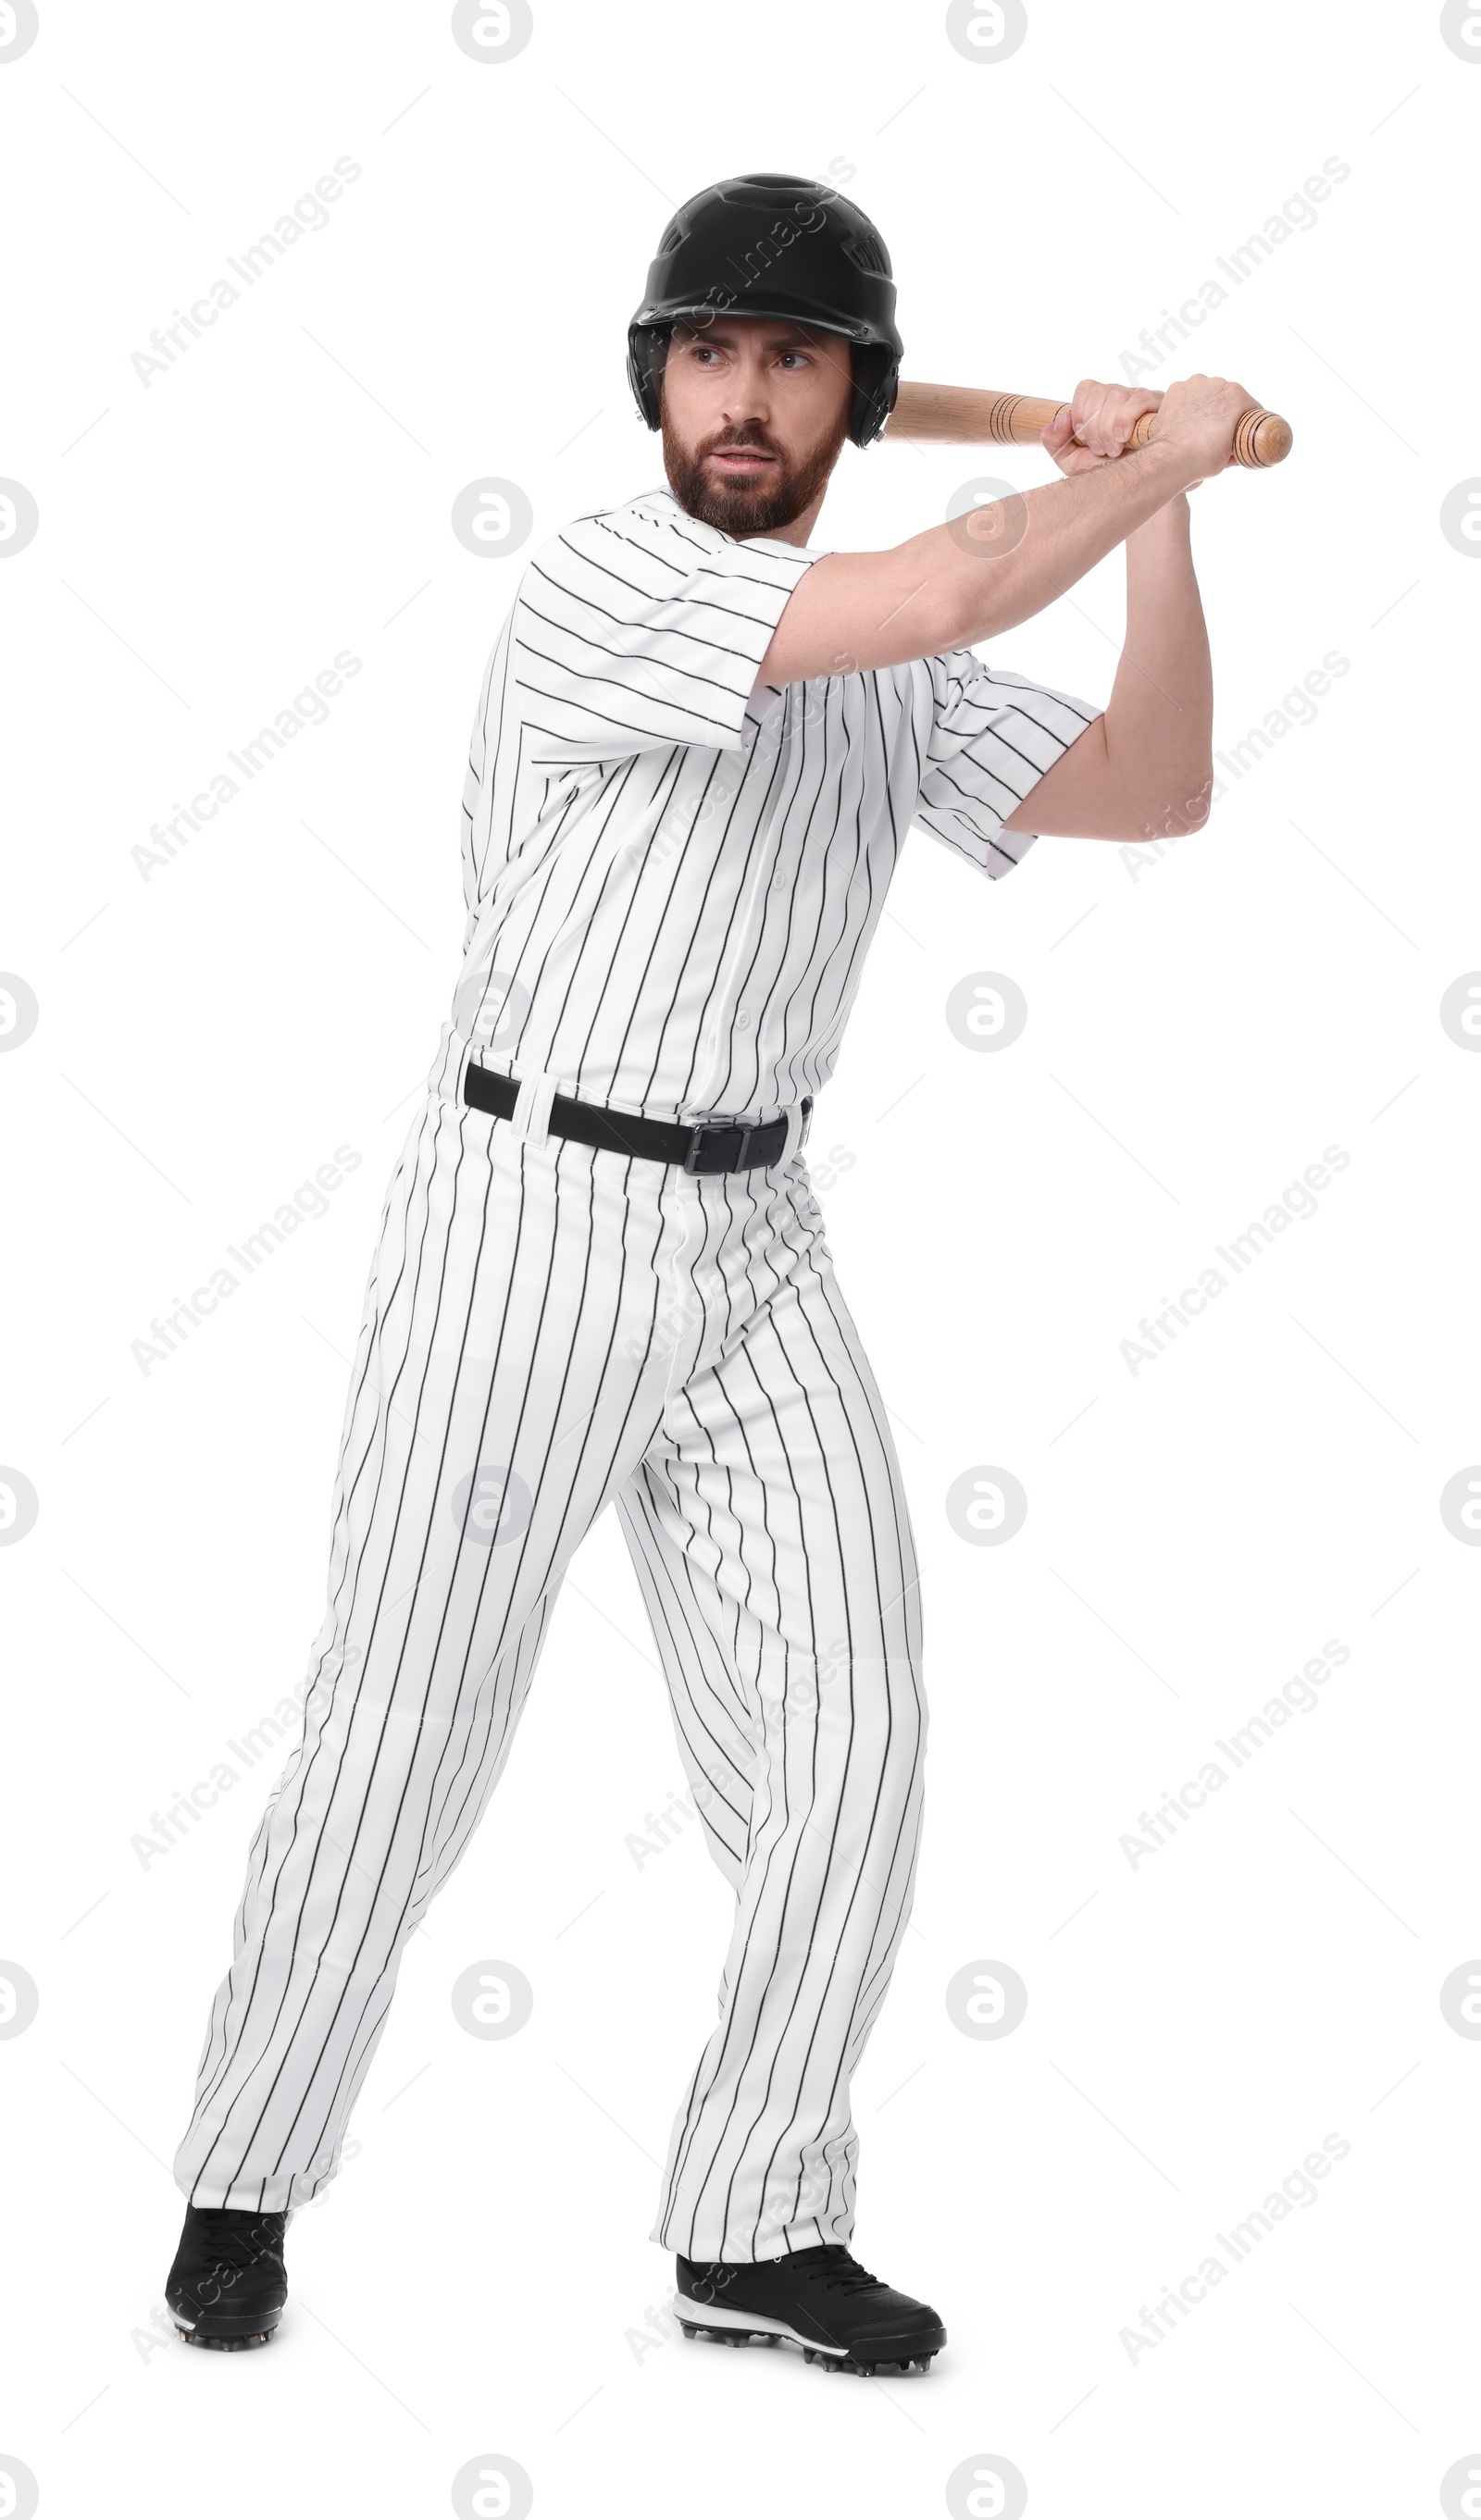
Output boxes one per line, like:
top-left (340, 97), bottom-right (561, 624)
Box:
top-left (884, 381), bottom-right (1291, 468)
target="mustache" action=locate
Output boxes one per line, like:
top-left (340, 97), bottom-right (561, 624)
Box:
top-left (700, 425), bottom-right (784, 459)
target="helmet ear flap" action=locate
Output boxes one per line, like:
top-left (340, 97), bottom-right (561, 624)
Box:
top-left (627, 325), bottom-right (668, 431)
top-left (849, 342), bottom-right (902, 448)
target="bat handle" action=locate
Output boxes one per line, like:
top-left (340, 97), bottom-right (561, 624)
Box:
top-left (883, 384), bottom-right (1292, 468)
top-left (1051, 399), bottom-right (1293, 469)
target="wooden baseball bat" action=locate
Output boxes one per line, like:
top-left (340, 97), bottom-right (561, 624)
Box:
top-left (884, 380), bottom-right (1291, 468)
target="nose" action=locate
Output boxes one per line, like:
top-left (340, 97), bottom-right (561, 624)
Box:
top-left (720, 353), bottom-right (772, 425)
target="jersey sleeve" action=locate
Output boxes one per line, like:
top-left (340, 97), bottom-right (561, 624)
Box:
top-left (509, 503), bottom-right (820, 763)
top-left (915, 651), bottom-right (1103, 876)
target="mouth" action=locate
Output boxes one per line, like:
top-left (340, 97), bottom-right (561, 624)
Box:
top-left (706, 447), bottom-right (778, 478)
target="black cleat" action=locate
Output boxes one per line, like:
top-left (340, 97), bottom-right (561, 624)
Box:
top-left (674, 2243), bottom-right (945, 2375)
top-left (166, 2204), bottom-right (288, 2350)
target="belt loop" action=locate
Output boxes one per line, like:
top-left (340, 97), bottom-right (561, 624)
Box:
top-left (509, 1067), bottom-right (557, 1147)
top-left (780, 1095), bottom-right (813, 1165)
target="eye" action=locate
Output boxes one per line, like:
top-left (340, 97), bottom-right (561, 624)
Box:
top-left (778, 352), bottom-right (810, 370)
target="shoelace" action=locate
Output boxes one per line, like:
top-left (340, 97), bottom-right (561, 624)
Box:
top-left (797, 2247), bottom-right (887, 2296)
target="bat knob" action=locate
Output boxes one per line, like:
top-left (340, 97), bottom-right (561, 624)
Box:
top-left (1126, 403), bottom-right (1293, 467)
top-left (1236, 409), bottom-right (1293, 467)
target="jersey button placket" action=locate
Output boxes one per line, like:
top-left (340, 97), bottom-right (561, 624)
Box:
top-left (690, 697), bottom-right (785, 1110)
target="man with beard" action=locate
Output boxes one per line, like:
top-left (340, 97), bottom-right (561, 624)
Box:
top-left (165, 172), bottom-right (1252, 2371)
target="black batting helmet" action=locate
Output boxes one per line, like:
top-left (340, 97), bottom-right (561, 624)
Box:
top-left (627, 171), bottom-right (904, 449)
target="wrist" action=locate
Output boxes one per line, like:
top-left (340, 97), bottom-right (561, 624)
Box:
top-left (1128, 486), bottom-right (1192, 542)
top-left (1131, 439), bottom-right (1202, 500)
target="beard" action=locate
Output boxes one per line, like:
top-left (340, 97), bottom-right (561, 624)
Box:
top-left (660, 401), bottom-right (848, 539)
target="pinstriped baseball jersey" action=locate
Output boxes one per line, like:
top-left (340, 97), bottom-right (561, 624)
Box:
top-left (447, 484), bottom-right (1101, 1123)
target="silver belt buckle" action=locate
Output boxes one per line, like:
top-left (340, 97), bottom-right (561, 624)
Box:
top-left (683, 1119), bottom-right (754, 1174)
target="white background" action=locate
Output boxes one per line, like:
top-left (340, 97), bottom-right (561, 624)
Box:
top-left (2, 2), bottom-right (1478, 2514)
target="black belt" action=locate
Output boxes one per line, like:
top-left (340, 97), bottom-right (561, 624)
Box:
top-left (462, 1063), bottom-right (811, 1175)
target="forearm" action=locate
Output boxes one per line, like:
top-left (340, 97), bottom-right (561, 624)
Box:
top-left (1103, 493), bottom-right (1213, 834)
top-left (759, 440), bottom-right (1201, 686)
top-left (948, 441), bottom-right (1201, 647)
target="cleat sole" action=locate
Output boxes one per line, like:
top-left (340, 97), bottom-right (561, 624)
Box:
top-left (678, 2320), bottom-right (775, 2348)
top-left (677, 2301), bottom-right (941, 2376)
top-left (176, 2327), bottom-right (275, 2351)
top-left (168, 2299), bottom-right (282, 2352)
top-left (803, 2344), bottom-right (940, 2375)
top-left (675, 2299), bottom-right (845, 2358)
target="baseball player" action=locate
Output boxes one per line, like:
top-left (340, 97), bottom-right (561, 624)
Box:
top-left (165, 172), bottom-right (1253, 2369)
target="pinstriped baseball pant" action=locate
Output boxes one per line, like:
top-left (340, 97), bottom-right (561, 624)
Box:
top-left (174, 1074), bottom-right (926, 2259)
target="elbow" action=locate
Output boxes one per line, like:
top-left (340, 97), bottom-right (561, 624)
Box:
top-left (933, 556), bottom-right (1027, 653)
top-left (934, 590), bottom-right (991, 656)
top-left (1124, 763), bottom-right (1215, 843)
